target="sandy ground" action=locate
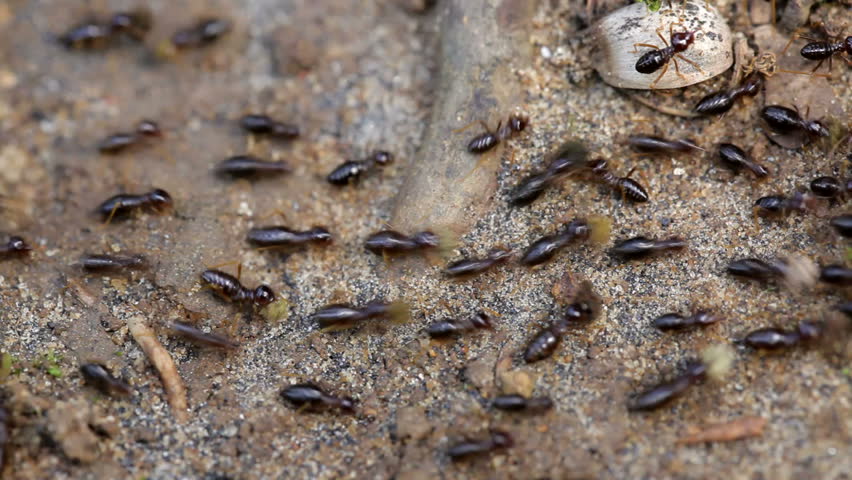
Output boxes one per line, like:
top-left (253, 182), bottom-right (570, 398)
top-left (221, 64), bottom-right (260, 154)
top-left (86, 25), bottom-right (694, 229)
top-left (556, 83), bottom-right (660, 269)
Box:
top-left (0, 0), bottom-right (850, 479)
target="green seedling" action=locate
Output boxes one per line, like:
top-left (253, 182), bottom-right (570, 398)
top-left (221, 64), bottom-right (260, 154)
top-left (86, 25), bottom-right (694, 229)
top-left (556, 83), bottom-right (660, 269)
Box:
top-left (637, 0), bottom-right (663, 12)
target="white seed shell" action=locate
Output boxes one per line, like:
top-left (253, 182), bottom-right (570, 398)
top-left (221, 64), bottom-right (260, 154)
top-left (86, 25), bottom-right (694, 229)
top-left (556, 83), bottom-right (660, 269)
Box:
top-left (593, 1), bottom-right (733, 90)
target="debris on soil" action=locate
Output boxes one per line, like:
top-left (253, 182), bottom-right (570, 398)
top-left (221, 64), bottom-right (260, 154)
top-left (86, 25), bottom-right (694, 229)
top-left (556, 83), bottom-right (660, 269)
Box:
top-left (46, 398), bottom-right (101, 464)
top-left (395, 406), bottom-right (433, 441)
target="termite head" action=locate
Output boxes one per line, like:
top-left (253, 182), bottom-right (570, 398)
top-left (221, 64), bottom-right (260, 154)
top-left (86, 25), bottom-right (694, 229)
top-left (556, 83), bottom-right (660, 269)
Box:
top-left (671, 31), bottom-right (697, 52)
top-left (253, 285), bottom-right (275, 306)
top-left (136, 120), bottom-right (162, 137)
top-left (804, 120), bottom-right (829, 138)
top-left (8, 236), bottom-right (32, 253)
top-left (339, 396), bottom-right (356, 413)
top-left (309, 227), bottom-right (333, 243)
top-left (146, 189), bottom-right (173, 211)
top-left (507, 114), bottom-right (529, 133)
top-left (470, 312), bottom-right (493, 329)
top-left (487, 247), bottom-right (513, 262)
top-left (371, 150), bottom-right (394, 165)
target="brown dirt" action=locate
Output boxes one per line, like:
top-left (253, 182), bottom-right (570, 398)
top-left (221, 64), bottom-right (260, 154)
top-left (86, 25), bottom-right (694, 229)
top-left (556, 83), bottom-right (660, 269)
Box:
top-left (0, 0), bottom-right (850, 479)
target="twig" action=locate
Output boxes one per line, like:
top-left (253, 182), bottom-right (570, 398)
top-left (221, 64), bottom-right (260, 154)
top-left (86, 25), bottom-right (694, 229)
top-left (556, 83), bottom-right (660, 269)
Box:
top-left (127, 315), bottom-right (189, 423)
top-left (677, 415), bottom-right (767, 445)
top-left (625, 93), bottom-right (700, 118)
top-left (65, 278), bottom-right (189, 423)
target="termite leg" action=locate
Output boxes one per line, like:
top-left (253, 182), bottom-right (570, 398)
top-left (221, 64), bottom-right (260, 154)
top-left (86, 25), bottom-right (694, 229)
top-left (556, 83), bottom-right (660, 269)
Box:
top-left (675, 54), bottom-right (705, 73)
top-left (751, 206), bottom-right (762, 230)
top-left (257, 208), bottom-right (289, 223)
top-left (635, 167), bottom-right (652, 193)
top-left (463, 143), bottom-right (502, 183)
top-left (671, 57), bottom-right (686, 81)
top-left (632, 43), bottom-right (660, 54)
top-left (650, 62), bottom-right (670, 90)
top-left (663, 25), bottom-right (676, 46)
top-left (781, 27), bottom-right (806, 55)
top-left (452, 119), bottom-right (490, 134)
top-left (254, 244), bottom-right (291, 253)
top-left (779, 68), bottom-right (831, 78)
top-left (228, 312), bottom-right (241, 337)
top-left (208, 259), bottom-right (243, 271)
top-left (104, 201), bottom-right (122, 226)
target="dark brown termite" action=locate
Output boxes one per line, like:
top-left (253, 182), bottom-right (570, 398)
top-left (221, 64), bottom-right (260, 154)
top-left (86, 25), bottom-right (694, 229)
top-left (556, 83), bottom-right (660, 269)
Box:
top-left (311, 301), bottom-right (408, 330)
top-left (492, 394), bottom-right (553, 413)
top-left (520, 218), bottom-right (610, 266)
top-left (753, 192), bottom-right (817, 218)
top-left (447, 430), bottom-right (513, 461)
top-left (215, 155), bottom-right (291, 178)
top-left (809, 176), bottom-right (849, 199)
top-left (95, 189), bottom-right (173, 222)
top-left (169, 321), bottom-right (239, 350)
top-left (426, 312), bottom-right (493, 339)
top-left (628, 135), bottom-right (703, 155)
top-left (742, 320), bottom-right (822, 350)
top-left (727, 256), bottom-right (818, 291)
top-left (80, 253), bottom-right (147, 272)
top-left (59, 21), bottom-right (111, 49)
top-left (364, 230), bottom-right (438, 255)
top-left (610, 236), bottom-right (686, 260)
top-left (98, 120), bottom-right (162, 154)
top-left (80, 363), bottom-right (132, 397)
top-left (58, 9), bottom-right (152, 49)
top-left (652, 311), bottom-right (721, 331)
top-left (327, 151), bottom-right (394, 186)
top-left (508, 141), bottom-right (588, 206)
top-left (200, 270), bottom-right (275, 306)
top-left (239, 114), bottom-right (300, 139)
top-left (1, 236), bottom-right (32, 259)
top-left (523, 281), bottom-right (602, 363)
top-left (694, 72), bottom-right (763, 116)
top-left (444, 248), bottom-right (512, 277)
top-left (727, 258), bottom-right (782, 281)
top-left (830, 214), bottom-right (852, 238)
top-left (718, 144), bottom-right (769, 178)
top-left (171, 19), bottom-right (232, 49)
top-left (280, 383), bottom-right (355, 413)
top-left (246, 226), bottom-right (332, 247)
top-left (632, 25), bottom-right (702, 89)
top-left (466, 114), bottom-right (528, 154)
top-left (628, 361), bottom-right (706, 411)
top-left (761, 106), bottom-right (829, 139)
top-left (790, 29), bottom-right (851, 75)
top-left (819, 264), bottom-right (852, 286)
top-left (586, 159), bottom-right (649, 202)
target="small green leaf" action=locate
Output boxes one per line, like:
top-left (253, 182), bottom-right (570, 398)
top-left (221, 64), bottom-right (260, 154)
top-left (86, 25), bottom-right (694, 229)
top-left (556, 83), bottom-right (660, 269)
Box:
top-left (0, 352), bottom-right (11, 382)
top-left (846, 247), bottom-right (852, 263)
top-left (37, 349), bottom-right (64, 378)
top-left (637, 0), bottom-right (663, 12)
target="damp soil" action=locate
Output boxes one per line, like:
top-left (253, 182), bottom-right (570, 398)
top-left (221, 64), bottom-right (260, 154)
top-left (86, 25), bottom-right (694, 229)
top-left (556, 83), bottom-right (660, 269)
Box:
top-left (0, 0), bottom-right (850, 479)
